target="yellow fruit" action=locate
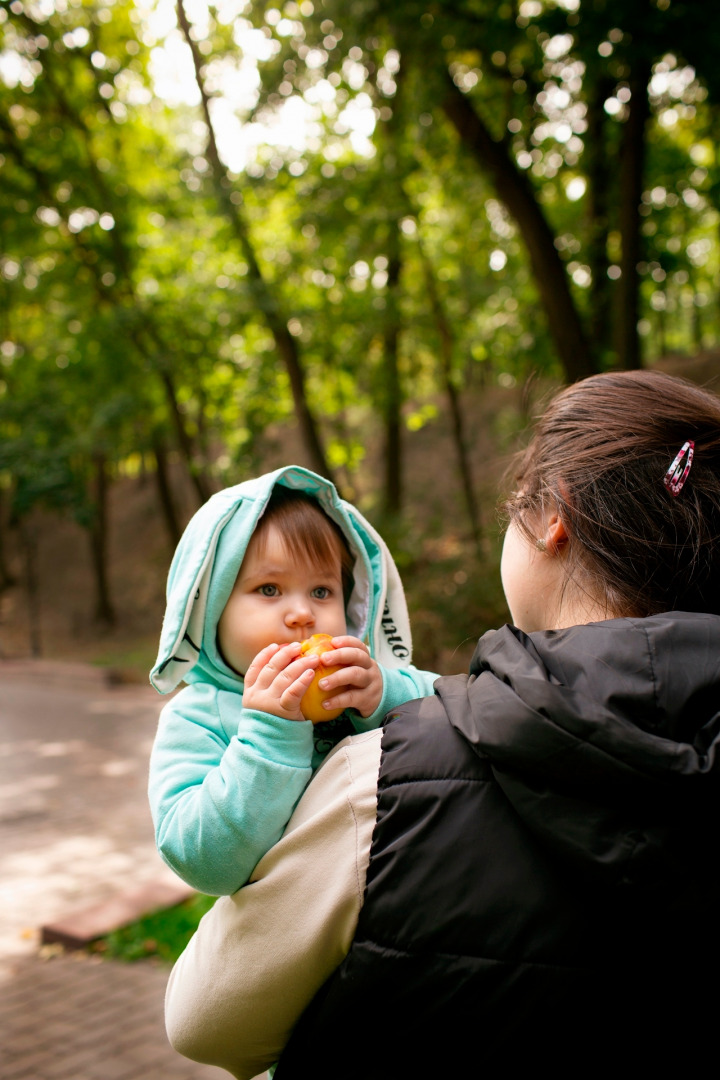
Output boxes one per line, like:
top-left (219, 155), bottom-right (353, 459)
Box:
top-left (299, 634), bottom-right (345, 723)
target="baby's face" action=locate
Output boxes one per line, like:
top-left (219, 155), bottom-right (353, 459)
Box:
top-left (218, 524), bottom-right (347, 676)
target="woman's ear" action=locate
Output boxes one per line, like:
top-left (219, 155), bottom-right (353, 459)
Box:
top-left (543, 513), bottom-right (569, 556)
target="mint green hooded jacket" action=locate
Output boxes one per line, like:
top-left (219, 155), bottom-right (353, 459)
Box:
top-left (148, 466), bottom-right (438, 896)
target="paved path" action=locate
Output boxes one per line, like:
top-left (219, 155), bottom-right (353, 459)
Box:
top-left (0, 661), bottom-right (233, 1080)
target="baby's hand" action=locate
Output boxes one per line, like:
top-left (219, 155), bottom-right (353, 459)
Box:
top-left (242, 642), bottom-right (320, 722)
top-left (315, 636), bottom-right (383, 719)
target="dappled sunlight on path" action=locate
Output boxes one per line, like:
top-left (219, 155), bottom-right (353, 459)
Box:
top-left (0, 662), bottom-right (230, 1078)
top-left (0, 669), bottom-right (174, 972)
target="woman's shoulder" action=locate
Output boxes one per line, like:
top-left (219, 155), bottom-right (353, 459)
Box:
top-left (378, 685), bottom-right (489, 787)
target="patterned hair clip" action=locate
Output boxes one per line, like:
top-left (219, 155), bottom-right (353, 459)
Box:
top-left (663, 440), bottom-right (695, 497)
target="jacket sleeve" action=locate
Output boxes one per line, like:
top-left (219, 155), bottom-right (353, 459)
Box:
top-left (148, 683), bottom-right (315, 895)
top-left (352, 663), bottom-right (439, 733)
top-left (165, 728), bottom-right (382, 1080)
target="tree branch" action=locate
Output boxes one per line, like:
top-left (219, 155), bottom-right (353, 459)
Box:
top-left (441, 74), bottom-right (595, 382)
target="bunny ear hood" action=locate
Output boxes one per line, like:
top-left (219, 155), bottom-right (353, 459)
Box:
top-left (150, 466), bottom-right (414, 694)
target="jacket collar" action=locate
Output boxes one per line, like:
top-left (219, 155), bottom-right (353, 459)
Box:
top-left (434, 612), bottom-right (720, 882)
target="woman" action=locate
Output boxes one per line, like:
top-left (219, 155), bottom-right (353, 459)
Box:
top-left (165, 370), bottom-right (720, 1078)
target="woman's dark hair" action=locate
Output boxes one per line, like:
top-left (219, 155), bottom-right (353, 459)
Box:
top-left (254, 485), bottom-right (355, 601)
top-left (506, 370), bottom-right (720, 618)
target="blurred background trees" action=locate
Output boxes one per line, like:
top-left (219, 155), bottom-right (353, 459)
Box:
top-left (1, 0), bottom-right (719, 669)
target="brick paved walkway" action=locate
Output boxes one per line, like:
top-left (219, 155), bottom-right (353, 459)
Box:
top-left (0, 661), bottom-right (232, 1080)
top-left (1, 952), bottom-right (224, 1080)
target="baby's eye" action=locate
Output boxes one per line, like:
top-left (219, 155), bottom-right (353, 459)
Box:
top-left (258, 584), bottom-right (279, 597)
top-left (311, 586), bottom-right (331, 600)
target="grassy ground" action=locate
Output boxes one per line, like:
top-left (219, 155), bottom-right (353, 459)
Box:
top-left (89, 894), bottom-right (216, 964)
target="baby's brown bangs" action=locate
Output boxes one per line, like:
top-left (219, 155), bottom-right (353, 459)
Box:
top-left (256, 488), bottom-right (355, 596)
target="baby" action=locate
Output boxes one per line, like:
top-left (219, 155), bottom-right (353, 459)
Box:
top-left (148, 465), bottom-right (438, 896)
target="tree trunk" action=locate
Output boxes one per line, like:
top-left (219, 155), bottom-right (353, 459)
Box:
top-left (441, 76), bottom-right (595, 384)
top-left (656, 304), bottom-right (667, 359)
top-left (176, 0), bottom-right (334, 485)
top-left (421, 249), bottom-right (482, 547)
top-left (584, 76), bottom-right (615, 364)
top-left (382, 234), bottom-right (403, 517)
top-left (153, 437), bottom-right (183, 547)
top-left (19, 518), bottom-right (41, 657)
top-left (157, 367), bottom-right (214, 507)
top-left (0, 488), bottom-right (16, 591)
top-left (90, 453), bottom-right (115, 626)
top-left (374, 62), bottom-right (412, 518)
top-left (692, 297), bottom-right (704, 352)
top-left (616, 63), bottom-right (651, 370)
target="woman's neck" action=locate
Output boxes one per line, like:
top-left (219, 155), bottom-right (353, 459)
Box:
top-left (547, 585), bottom-right (617, 631)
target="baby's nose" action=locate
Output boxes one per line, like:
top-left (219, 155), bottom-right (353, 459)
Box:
top-left (285, 604), bottom-right (315, 627)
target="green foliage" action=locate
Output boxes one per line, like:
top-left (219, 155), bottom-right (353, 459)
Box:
top-left (2, 0), bottom-right (720, 632)
top-left (90, 893), bottom-right (216, 964)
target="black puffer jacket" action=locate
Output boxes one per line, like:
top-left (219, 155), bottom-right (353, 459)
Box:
top-left (278, 612), bottom-right (720, 1078)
